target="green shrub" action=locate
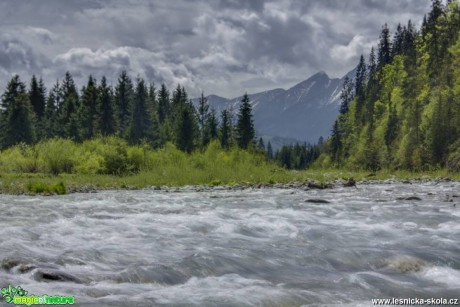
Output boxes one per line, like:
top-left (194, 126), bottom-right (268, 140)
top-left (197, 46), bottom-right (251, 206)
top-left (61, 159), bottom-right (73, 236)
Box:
top-left (27, 181), bottom-right (66, 195)
top-left (53, 181), bottom-right (67, 195)
top-left (35, 139), bottom-right (77, 174)
top-left (27, 182), bottom-right (51, 194)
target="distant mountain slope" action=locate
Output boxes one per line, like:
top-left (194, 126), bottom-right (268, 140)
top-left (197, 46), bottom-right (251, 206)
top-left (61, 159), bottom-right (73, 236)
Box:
top-left (194, 69), bottom-right (355, 143)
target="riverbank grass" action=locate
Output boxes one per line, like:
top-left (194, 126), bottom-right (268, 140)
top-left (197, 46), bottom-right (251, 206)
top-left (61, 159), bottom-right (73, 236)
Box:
top-left (0, 137), bottom-right (458, 195)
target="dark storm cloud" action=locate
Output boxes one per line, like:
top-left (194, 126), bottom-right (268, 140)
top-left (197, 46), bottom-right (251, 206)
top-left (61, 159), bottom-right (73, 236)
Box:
top-left (0, 0), bottom-right (431, 97)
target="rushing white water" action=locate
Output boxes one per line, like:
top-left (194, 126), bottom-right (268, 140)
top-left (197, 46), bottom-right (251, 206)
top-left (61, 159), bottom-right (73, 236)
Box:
top-left (0, 182), bottom-right (459, 306)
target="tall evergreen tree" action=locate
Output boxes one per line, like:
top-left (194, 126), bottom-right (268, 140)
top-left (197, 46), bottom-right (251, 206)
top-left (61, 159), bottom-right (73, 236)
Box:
top-left (236, 93), bottom-right (255, 149)
top-left (79, 75), bottom-right (98, 139)
top-left (330, 120), bottom-right (341, 163)
top-left (219, 109), bottom-right (232, 149)
top-left (97, 76), bottom-right (117, 136)
top-left (115, 71), bottom-right (134, 137)
top-left (354, 55), bottom-right (367, 123)
top-left (197, 92), bottom-right (210, 145)
top-left (378, 23), bottom-right (392, 68)
top-left (42, 84), bottom-right (59, 139)
top-left (2, 92), bottom-right (36, 148)
top-left (128, 78), bottom-right (158, 145)
top-left (340, 76), bottom-right (353, 114)
top-left (29, 75), bottom-right (46, 120)
top-left (202, 108), bottom-right (218, 147)
top-left (174, 102), bottom-right (198, 153)
top-left (391, 23), bottom-right (405, 57)
top-left (1, 75), bottom-right (26, 112)
top-left (157, 84), bottom-right (170, 124)
top-left (59, 72), bottom-right (80, 139)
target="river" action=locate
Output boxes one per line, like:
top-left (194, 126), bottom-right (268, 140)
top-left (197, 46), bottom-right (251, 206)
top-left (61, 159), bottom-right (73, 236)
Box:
top-left (1, 182), bottom-right (459, 306)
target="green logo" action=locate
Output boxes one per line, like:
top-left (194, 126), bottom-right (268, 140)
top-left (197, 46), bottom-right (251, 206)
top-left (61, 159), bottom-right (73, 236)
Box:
top-left (1, 284), bottom-right (74, 305)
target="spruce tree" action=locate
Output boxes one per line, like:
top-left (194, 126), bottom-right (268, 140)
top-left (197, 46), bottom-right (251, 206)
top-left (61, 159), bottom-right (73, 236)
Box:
top-left (378, 24), bottom-right (392, 68)
top-left (157, 84), bottom-right (170, 124)
top-left (174, 102), bottom-right (198, 153)
top-left (391, 23), bottom-right (405, 57)
top-left (203, 109), bottom-right (218, 147)
top-left (115, 70), bottom-right (134, 137)
top-left (354, 55), bottom-right (367, 123)
top-left (42, 85), bottom-right (59, 139)
top-left (29, 75), bottom-right (46, 120)
top-left (59, 72), bottom-right (80, 140)
top-left (330, 120), bottom-right (341, 163)
top-left (197, 92), bottom-right (210, 145)
top-left (79, 75), bottom-right (98, 139)
top-left (339, 76), bottom-right (353, 114)
top-left (128, 78), bottom-right (158, 145)
top-left (236, 93), bottom-right (255, 149)
top-left (97, 76), bottom-right (117, 136)
top-left (2, 92), bottom-right (36, 148)
top-left (219, 109), bottom-right (232, 149)
top-left (1, 75), bottom-right (26, 112)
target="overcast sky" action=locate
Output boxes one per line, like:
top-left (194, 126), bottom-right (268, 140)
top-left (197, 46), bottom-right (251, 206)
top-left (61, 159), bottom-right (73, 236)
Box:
top-left (0, 0), bottom-right (431, 98)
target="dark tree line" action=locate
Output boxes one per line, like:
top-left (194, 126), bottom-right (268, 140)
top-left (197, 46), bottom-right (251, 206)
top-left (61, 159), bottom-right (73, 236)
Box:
top-left (0, 71), bottom-right (258, 154)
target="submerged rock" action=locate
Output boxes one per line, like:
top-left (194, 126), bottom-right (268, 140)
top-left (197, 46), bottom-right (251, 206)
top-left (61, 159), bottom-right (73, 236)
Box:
top-left (396, 196), bottom-right (422, 201)
top-left (382, 255), bottom-right (430, 273)
top-left (405, 196), bottom-right (422, 201)
top-left (305, 199), bottom-right (330, 204)
top-left (34, 269), bottom-right (83, 283)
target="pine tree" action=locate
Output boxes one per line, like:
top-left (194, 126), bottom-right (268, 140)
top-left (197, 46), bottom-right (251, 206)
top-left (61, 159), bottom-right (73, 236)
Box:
top-left (128, 78), bottom-right (158, 145)
top-left (391, 23), bottom-right (405, 57)
top-left (1, 75), bottom-right (26, 112)
top-left (29, 75), bottom-right (46, 120)
top-left (354, 55), bottom-right (367, 123)
top-left (219, 109), bottom-right (232, 149)
top-left (378, 24), bottom-right (392, 68)
top-left (236, 93), bottom-right (255, 149)
top-left (59, 72), bottom-right (80, 140)
top-left (340, 76), bottom-right (353, 114)
top-left (2, 92), bottom-right (36, 148)
top-left (0, 76), bottom-right (29, 148)
top-left (197, 92), bottom-right (210, 146)
top-left (330, 120), bottom-right (341, 163)
top-left (97, 76), bottom-right (117, 136)
top-left (202, 108), bottom-right (218, 147)
top-left (79, 75), bottom-right (98, 139)
top-left (157, 84), bottom-right (170, 124)
top-left (174, 102), bottom-right (198, 153)
top-left (115, 70), bottom-right (134, 137)
top-left (42, 84), bottom-right (59, 139)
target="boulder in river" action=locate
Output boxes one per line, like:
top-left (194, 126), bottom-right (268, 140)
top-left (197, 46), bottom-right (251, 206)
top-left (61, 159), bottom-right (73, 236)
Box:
top-left (382, 255), bottom-right (430, 273)
top-left (34, 269), bottom-right (83, 283)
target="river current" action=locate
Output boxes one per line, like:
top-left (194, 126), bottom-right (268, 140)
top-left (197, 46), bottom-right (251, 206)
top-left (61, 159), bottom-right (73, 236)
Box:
top-left (0, 182), bottom-right (459, 306)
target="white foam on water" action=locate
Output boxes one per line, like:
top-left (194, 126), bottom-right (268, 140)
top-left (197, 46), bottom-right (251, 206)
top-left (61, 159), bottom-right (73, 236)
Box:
top-left (417, 266), bottom-right (460, 288)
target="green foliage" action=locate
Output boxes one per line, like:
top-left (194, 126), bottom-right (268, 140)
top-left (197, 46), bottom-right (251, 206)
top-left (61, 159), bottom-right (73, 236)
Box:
top-left (36, 138), bottom-right (77, 174)
top-left (322, 1), bottom-right (460, 172)
top-left (27, 181), bottom-right (66, 195)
